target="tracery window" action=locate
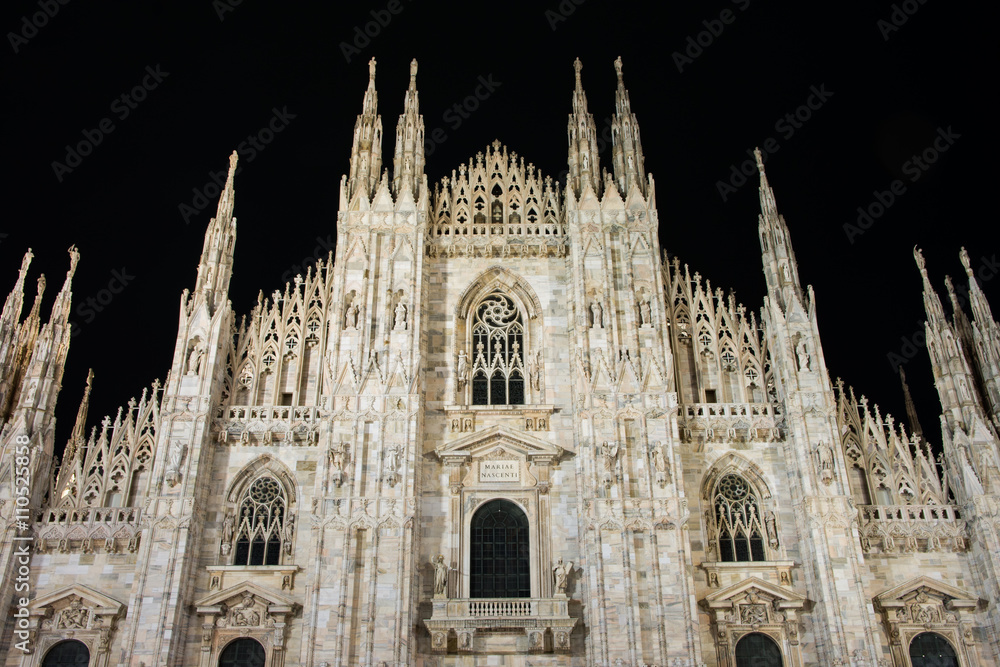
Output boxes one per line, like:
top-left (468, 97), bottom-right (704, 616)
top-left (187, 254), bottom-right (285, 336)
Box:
top-left (714, 474), bottom-right (767, 562)
top-left (471, 292), bottom-right (525, 406)
top-left (909, 632), bottom-right (959, 667)
top-left (41, 641), bottom-right (90, 667)
top-left (218, 638), bottom-right (266, 667)
top-left (470, 499), bottom-right (530, 598)
top-left (233, 476), bottom-right (287, 566)
top-left (734, 633), bottom-right (783, 666)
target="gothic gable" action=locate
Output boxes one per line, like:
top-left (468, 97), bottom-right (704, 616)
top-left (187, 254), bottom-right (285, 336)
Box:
top-left (435, 424), bottom-right (563, 463)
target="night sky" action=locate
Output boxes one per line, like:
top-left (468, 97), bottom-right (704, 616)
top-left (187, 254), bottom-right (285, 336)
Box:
top-left (2, 1), bottom-right (995, 450)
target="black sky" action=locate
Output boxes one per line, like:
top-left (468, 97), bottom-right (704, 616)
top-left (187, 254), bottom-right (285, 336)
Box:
top-left (2, 1), bottom-right (996, 449)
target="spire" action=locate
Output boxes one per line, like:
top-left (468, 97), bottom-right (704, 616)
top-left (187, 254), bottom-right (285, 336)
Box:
top-left (47, 245), bottom-right (80, 326)
top-left (193, 152), bottom-right (238, 315)
top-left (347, 57), bottom-right (384, 201)
top-left (914, 247), bottom-right (947, 326)
top-left (960, 247), bottom-right (997, 332)
top-left (1, 249), bottom-right (32, 332)
top-left (392, 58), bottom-right (425, 196)
top-left (610, 56), bottom-right (646, 196)
top-left (899, 367), bottom-right (924, 438)
top-left (71, 369), bottom-right (93, 446)
top-left (755, 150), bottom-right (803, 311)
top-left (567, 58), bottom-right (601, 198)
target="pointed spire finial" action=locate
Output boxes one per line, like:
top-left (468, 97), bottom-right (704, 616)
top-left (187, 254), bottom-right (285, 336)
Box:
top-left (914, 246), bottom-right (927, 273)
top-left (899, 366), bottom-right (924, 438)
top-left (754, 147), bottom-right (765, 172)
top-left (71, 369), bottom-right (94, 445)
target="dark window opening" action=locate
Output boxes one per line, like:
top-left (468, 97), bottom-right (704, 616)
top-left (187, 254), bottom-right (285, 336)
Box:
top-left (471, 499), bottom-right (530, 598)
top-left (219, 638), bottom-right (266, 667)
top-left (909, 632), bottom-right (959, 667)
top-left (42, 641), bottom-right (90, 667)
top-left (735, 633), bottom-right (783, 667)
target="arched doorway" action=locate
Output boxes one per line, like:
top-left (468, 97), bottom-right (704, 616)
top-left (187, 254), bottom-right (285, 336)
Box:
top-left (470, 499), bottom-right (530, 598)
top-left (42, 640), bottom-right (90, 667)
top-left (734, 632), bottom-right (783, 667)
top-left (218, 637), bottom-right (266, 667)
top-left (909, 632), bottom-right (959, 667)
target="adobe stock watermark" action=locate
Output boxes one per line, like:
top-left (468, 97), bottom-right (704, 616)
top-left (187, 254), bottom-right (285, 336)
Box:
top-left (280, 235), bottom-right (337, 284)
top-left (51, 65), bottom-right (170, 183)
top-left (68, 267), bottom-right (136, 339)
top-left (672, 0), bottom-right (752, 73)
top-left (12, 432), bottom-right (34, 654)
top-left (887, 252), bottom-right (999, 372)
top-left (545, 0), bottom-right (586, 31)
top-left (716, 84), bottom-right (834, 202)
top-left (213, 0), bottom-right (244, 21)
top-left (179, 106), bottom-right (297, 224)
top-left (843, 126), bottom-right (960, 244)
top-left (877, 0), bottom-right (929, 41)
top-left (339, 0), bottom-right (414, 64)
top-left (7, 0), bottom-right (71, 54)
top-left (424, 75), bottom-right (502, 157)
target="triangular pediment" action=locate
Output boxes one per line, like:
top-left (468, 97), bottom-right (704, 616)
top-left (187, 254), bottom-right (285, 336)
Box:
top-left (874, 576), bottom-right (980, 609)
top-left (194, 580), bottom-right (296, 612)
top-left (703, 576), bottom-right (807, 610)
top-left (30, 583), bottom-right (124, 616)
top-left (435, 424), bottom-right (563, 462)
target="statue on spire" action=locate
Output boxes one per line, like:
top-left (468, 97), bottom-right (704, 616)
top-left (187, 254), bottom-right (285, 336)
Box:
top-left (369, 57), bottom-right (376, 79)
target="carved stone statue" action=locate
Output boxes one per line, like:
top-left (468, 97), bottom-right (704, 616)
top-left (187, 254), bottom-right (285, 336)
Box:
top-left (186, 341), bottom-right (205, 375)
top-left (591, 300), bottom-right (603, 329)
top-left (221, 513), bottom-right (235, 553)
top-left (393, 300), bottom-right (407, 331)
top-left (283, 514), bottom-right (295, 555)
top-left (553, 558), bottom-right (572, 595)
top-left (796, 340), bottom-right (811, 371)
top-left (766, 510), bottom-right (779, 548)
top-left (59, 597), bottom-right (88, 629)
top-left (530, 350), bottom-right (541, 392)
top-left (345, 301), bottom-right (360, 330)
top-left (165, 441), bottom-right (187, 486)
top-left (651, 441), bottom-right (670, 486)
top-left (433, 554), bottom-right (448, 597)
top-left (601, 441), bottom-right (620, 473)
top-left (329, 441), bottom-right (348, 487)
top-left (639, 299), bottom-right (651, 327)
top-left (816, 441), bottom-right (834, 485)
top-left (456, 350), bottom-right (468, 390)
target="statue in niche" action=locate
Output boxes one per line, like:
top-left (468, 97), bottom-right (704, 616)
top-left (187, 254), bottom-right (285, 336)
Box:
top-left (329, 442), bottom-right (348, 486)
top-left (383, 444), bottom-right (401, 486)
top-left (601, 441), bottom-right (620, 488)
top-left (283, 514), bottom-right (295, 555)
top-left (766, 511), bottom-right (779, 548)
top-left (433, 554), bottom-right (449, 597)
top-left (815, 441), bottom-right (834, 485)
top-left (165, 441), bottom-right (187, 486)
top-left (553, 558), bottom-right (572, 595)
top-left (456, 350), bottom-right (468, 391)
top-left (393, 300), bottom-right (407, 331)
top-left (345, 300), bottom-right (360, 330)
top-left (796, 339), bottom-right (811, 371)
top-left (530, 350), bottom-right (541, 392)
top-left (186, 340), bottom-right (205, 375)
top-left (221, 513), bottom-right (235, 554)
top-left (591, 300), bottom-right (603, 329)
top-left (651, 442), bottom-right (670, 486)
top-left (639, 299), bottom-right (652, 327)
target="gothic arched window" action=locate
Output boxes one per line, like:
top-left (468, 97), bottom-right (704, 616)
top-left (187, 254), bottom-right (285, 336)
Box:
top-left (471, 292), bottom-right (525, 406)
top-left (42, 641), bottom-right (90, 667)
top-left (909, 632), bottom-right (959, 667)
top-left (233, 476), bottom-right (287, 566)
top-left (714, 473), bottom-right (767, 562)
top-left (734, 633), bottom-right (783, 666)
top-left (470, 499), bottom-right (530, 598)
top-left (218, 638), bottom-right (266, 667)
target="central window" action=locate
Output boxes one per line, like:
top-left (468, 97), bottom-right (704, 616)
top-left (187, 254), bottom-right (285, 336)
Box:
top-left (233, 476), bottom-right (287, 566)
top-left (714, 474), bottom-right (766, 562)
top-left (471, 292), bottom-right (525, 406)
top-left (470, 499), bottom-right (530, 598)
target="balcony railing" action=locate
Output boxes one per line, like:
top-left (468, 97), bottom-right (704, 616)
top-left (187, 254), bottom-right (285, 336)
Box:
top-left (856, 504), bottom-right (967, 553)
top-left (44, 506), bottom-right (141, 525)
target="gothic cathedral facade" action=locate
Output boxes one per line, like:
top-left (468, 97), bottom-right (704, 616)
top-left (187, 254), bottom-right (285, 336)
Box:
top-left (2, 58), bottom-right (1000, 667)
